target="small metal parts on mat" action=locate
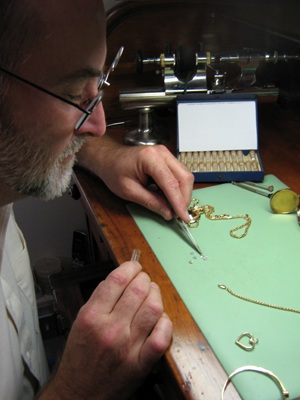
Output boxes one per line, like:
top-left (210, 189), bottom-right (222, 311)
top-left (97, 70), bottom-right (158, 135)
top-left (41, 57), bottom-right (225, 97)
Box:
top-left (235, 332), bottom-right (258, 351)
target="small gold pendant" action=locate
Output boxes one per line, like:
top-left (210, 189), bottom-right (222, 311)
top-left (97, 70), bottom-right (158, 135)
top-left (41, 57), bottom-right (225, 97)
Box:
top-left (235, 332), bottom-right (259, 351)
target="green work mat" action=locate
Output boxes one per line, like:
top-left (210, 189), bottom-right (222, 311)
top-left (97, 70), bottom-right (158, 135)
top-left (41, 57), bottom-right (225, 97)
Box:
top-left (127, 175), bottom-right (300, 400)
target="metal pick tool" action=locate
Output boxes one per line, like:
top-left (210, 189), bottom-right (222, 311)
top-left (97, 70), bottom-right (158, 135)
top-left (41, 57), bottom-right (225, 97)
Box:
top-left (232, 181), bottom-right (299, 214)
top-left (243, 181), bottom-right (274, 192)
top-left (175, 217), bottom-right (207, 260)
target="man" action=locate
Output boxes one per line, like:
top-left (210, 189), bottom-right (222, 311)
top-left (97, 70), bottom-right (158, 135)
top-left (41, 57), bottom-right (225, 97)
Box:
top-left (0, 0), bottom-right (194, 399)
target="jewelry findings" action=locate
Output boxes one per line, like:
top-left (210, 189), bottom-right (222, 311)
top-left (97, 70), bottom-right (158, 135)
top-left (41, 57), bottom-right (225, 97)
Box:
top-left (218, 284), bottom-right (300, 314)
top-left (235, 332), bottom-right (258, 351)
top-left (187, 199), bottom-right (251, 238)
top-left (221, 366), bottom-right (289, 399)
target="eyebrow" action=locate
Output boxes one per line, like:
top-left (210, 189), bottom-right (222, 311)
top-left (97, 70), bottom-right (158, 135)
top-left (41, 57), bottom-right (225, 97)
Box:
top-left (56, 67), bottom-right (103, 86)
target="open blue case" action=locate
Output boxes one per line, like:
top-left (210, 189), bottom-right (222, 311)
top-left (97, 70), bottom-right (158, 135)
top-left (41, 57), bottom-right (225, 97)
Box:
top-left (177, 93), bottom-right (264, 182)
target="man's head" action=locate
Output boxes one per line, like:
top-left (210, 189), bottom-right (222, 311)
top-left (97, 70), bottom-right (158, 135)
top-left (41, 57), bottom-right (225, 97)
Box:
top-left (0, 0), bottom-right (107, 204)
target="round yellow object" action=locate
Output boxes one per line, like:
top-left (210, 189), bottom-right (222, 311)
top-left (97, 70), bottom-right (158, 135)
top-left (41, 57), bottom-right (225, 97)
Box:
top-left (270, 188), bottom-right (299, 214)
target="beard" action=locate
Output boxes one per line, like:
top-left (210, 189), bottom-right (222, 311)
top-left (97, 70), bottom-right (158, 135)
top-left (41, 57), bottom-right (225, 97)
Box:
top-left (0, 115), bottom-right (87, 201)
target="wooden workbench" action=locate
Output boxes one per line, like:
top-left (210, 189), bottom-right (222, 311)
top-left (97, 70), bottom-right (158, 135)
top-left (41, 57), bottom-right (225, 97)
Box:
top-left (73, 103), bottom-right (300, 400)
top-left (71, 2), bottom-right (300, 397)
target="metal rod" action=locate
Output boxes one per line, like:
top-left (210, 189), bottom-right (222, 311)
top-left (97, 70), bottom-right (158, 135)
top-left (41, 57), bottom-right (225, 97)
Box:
top-left (243, 181), bottom-right (274, 192)
top-left (231, 181), bottom-right (272, 198)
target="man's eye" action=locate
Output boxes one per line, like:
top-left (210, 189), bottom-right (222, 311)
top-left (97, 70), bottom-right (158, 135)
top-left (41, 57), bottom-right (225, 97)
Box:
top-left (83, 98), bottom-right (92, 107)
top-left (67, 94), bottom-right (92, 108)
top-left (68, 94), bottom-right (82, 102)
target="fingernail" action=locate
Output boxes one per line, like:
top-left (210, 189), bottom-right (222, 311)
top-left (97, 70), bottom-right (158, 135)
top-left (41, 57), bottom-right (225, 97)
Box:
top-left (131, 261), bottom-right (142, 270)
top-left (151, 282), bottom-right (160, 290)
top-left (160, 207), bottom-right (171, 220)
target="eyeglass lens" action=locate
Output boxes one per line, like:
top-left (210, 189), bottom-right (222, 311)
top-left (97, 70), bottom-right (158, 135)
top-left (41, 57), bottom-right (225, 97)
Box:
top-left (76, 46), bottom-right (124, 130)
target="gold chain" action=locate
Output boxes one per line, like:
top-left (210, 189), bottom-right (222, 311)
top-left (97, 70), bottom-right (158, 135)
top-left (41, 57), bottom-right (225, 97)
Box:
top-left (218, 284), bottom-right (300, 314)
top-left (187, 199), bottom-right (251, 239)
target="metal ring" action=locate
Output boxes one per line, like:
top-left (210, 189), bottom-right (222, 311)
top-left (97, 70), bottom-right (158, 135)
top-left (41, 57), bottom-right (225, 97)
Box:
top-left (235, 332), bottom-right (258, 351)
top-left (221, 365), bottom-right (289, 400)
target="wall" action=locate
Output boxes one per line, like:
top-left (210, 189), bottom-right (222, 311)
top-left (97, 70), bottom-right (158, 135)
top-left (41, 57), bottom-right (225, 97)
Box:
top-left (103, 0), bottom-right (117, 11)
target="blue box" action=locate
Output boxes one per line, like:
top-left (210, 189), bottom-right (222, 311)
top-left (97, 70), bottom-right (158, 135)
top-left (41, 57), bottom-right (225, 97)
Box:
top-left (177, 94), bottom-right (264, 183)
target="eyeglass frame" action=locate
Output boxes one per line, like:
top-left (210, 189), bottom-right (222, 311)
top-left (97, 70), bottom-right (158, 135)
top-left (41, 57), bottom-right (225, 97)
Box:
top-left (0, 46), bottom-right (124, 131)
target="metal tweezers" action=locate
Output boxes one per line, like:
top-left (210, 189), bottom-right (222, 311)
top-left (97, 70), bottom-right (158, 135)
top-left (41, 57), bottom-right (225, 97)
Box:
top-left (175, 218), bottom-right (207, 260)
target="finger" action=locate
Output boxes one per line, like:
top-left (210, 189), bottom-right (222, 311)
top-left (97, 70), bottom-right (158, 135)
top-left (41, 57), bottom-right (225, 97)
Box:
top-left (139, 313), bottom-right (173, 371)
top-left (165, 155), bottom-right (195, 207)
top-left (138, 146), bottom-right (194, 221)
top-left (130, 282), bottom-right (164, 343)
top-left (153, 158), bottom-right (194, 221)
top-left (122, 180), bottom-right (174, 220)
top-left (124, 160), bottom-right (193, 222)
top-left (131, 172), bottom-right (190, 222)
top-left (107, 145), bottom-right (194, 222)
top-left (146, 159), bottom-right (193, 222)
top-left (112, 271), bottom-right (152, 322)
top-left (87, 261), bottom-right (142, 314)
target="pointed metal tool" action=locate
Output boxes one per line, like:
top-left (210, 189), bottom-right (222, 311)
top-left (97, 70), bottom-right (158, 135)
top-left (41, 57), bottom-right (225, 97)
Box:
top-left (243, 181), bottom-right (274, 192)
top-left (231, 181), bottom-right (299, 214)
top-left (175, 218), bottom-right (207, 260)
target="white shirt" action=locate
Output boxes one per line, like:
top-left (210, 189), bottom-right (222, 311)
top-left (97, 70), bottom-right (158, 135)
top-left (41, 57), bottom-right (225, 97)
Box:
top-left (0, 204), bottom-right (49, 400)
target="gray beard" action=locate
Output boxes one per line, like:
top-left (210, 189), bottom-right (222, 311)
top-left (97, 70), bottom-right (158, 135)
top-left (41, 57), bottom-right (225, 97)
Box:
top-left (0, 117), bottom-right (87, 201)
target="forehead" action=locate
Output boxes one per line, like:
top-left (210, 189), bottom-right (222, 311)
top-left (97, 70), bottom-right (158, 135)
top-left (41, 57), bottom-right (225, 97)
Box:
top-left (20, 0), bottom-right (106, 85)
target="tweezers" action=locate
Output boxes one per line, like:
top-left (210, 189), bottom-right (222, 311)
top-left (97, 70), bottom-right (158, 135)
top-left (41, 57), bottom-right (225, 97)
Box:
top-left (175, 218), bottom-right (207, 260)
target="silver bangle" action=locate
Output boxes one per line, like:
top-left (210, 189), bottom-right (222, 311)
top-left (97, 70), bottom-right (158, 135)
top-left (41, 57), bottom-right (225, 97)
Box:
top-left (221, 365), bottom-right (289, 400)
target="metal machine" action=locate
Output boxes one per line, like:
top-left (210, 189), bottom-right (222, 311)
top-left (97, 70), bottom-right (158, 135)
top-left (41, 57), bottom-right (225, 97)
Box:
top-left (120, 43), bottom-right (299, 145)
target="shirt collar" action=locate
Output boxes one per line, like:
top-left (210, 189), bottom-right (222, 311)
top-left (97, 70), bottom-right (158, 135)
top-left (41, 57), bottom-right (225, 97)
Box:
top-left (0, 204), bottom-right (13, 267)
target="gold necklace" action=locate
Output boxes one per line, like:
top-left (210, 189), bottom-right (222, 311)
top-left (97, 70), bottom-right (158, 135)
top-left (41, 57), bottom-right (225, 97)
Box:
top-left (187, 199), bottom-right (251, 239)
top-left (218, 284), bottom-right (300, 314)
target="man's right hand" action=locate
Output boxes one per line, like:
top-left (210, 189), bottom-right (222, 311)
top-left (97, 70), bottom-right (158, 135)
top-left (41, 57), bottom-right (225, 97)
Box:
top-left (40, 261), bottom-right (173, 400)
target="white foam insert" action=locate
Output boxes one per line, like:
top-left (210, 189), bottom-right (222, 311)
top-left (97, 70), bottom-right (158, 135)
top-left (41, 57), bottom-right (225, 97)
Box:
top-left (178, 100), bottom-right (257, 152)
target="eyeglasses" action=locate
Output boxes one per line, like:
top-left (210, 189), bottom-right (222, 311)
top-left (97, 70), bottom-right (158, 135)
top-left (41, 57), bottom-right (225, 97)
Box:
top-left (0, 46), bottom-right (124, 131)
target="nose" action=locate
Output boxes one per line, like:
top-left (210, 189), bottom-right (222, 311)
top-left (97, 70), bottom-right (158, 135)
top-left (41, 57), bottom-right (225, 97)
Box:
top-left (76, 102), bottom-right (106, 137)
